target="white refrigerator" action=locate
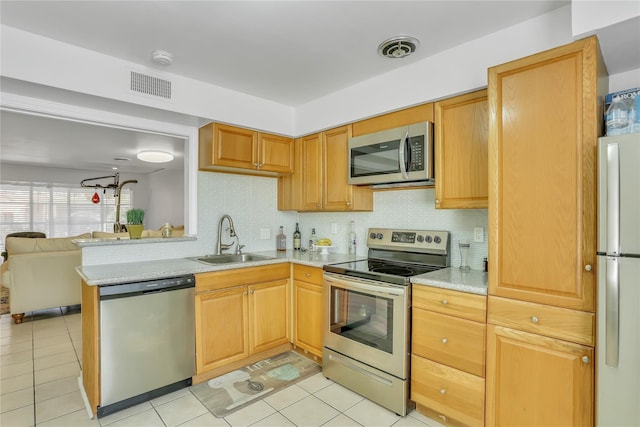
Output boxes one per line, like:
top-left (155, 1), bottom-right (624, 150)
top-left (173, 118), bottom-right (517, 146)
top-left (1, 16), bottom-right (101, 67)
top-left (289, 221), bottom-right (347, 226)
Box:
top-left (597, 133), bottom-right (640, 426)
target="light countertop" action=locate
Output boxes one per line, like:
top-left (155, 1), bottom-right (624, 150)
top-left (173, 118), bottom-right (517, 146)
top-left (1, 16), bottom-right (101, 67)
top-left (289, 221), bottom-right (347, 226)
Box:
top-left (76, 250), bottom-right (364, 286)
top-left (411, 267), bottom-right (488, 295)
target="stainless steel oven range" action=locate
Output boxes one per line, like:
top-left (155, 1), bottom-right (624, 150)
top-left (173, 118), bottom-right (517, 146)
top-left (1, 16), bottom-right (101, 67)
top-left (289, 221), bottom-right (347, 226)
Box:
top-left (322, 228), bottom-right (450, 416)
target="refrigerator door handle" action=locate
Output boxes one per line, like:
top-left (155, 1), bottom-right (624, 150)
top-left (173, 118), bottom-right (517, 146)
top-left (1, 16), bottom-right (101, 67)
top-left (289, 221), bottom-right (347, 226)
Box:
top-left (606, 143), bottom-right (620, 255)
top-left (605, 256), bottom-right (620, 367)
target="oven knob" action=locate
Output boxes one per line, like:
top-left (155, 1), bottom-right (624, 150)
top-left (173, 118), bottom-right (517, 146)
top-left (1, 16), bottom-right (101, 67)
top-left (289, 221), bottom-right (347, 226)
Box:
top-left (434, 236), bottom-right (442, 244)
top-left (425, 235), bottom-right (433, 243)
top-left (417, 235), bottom-right (424, 243)
top-left (370, 232), bottom-right (377, 239)
top-left (376, 233), bottom-right (383, 240)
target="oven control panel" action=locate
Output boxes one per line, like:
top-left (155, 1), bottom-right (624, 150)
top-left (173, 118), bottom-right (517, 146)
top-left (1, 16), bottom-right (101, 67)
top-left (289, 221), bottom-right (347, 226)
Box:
top-left (367, 228), bottom-right (449, 255)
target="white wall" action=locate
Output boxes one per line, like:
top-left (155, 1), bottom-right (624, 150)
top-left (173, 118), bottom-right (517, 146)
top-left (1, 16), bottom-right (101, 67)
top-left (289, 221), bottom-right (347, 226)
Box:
top-left (143, 169), bottom-right (185, 229)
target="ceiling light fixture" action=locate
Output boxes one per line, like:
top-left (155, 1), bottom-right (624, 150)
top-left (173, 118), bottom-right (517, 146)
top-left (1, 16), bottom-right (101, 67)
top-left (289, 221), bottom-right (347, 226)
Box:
top-left (378, 36), bottom-right (420, 59)
top-left (136, 151), bottom-right (174, 163)
top-left (151, 50), bottom-right (173, 66)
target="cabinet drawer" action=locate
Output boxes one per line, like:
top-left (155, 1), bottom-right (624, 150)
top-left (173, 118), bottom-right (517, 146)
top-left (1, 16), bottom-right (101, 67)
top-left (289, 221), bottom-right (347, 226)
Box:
top-left (411, 355), bottom-right (485, 427)
top-left (196, 263), bottom-right (290, 293)
top-left (413, 309), bottom-right (485, 377)
top-left (293, 264), bottom-right (323, 286)
top-left (413, 285), bottom-right (486, 323)
top-left (487, 296), bottom-right (595, 346)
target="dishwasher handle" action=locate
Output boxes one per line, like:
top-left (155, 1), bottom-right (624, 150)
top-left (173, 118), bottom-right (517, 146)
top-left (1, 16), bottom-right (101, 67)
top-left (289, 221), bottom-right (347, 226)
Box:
top-left (99, 274), bottom-right (195, 299)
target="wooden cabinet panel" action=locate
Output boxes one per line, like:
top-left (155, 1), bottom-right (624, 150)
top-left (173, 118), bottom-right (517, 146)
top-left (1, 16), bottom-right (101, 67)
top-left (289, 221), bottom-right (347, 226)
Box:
top-left (258, 132), bottom-right (294, 174)
top-left (249, 279), bottom-right (290, 354)
top-left (488, 36), bottom-right (605, 311)
top-left (199, 123), bottom-right (293, 176)
top-left (411, 355), bottom-right (485, 427)
top-left (435, 90), bottom-right (488, 209)
top-left (196, 263), bottom-right (289, 293)
top-left (488, 296), bottom-right (594, 346)
top-left (352, 103), bottom-right (434, 137)
top-left (412, 285), bottom-right (486, 323)
top-left (486, 325), bottom-right (594, 427)
top-left (293, 263), bottom-right (323, 286)
top-left (293, 279), bottom-right (323, 358)
top-left (413, 309), bottom-right (486, 377)
top-left (196, 287), bottom-right (249, 372)
top-left (278, 125), bottom-right (372, 212)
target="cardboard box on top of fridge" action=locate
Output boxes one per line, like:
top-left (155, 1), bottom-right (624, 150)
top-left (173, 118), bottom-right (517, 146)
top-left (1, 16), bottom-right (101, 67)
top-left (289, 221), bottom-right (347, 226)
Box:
top-left (604, 87), bottom-right (640, 136)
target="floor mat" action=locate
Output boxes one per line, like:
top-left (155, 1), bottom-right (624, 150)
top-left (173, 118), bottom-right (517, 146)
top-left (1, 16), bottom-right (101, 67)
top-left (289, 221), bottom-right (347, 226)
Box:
top-left (191, 351), bottom-right (321, 418)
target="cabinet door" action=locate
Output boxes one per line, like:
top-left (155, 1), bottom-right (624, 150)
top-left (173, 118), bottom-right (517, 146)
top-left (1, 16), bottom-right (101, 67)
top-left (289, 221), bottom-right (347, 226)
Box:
top-left (249, 279), bottom-right (290, 354)
top-left (322, 125), bottom-right (373, 211)
top-left (258, 132), bottom-right (294, 174)
top-left (212, 123), bottom-right (257, 169)
top-left (486, 325), bottom-right (594, 427)
top-left (293, 279), bottom-right (323, 357)
top-left (488, 37), bottom-right (604, 311)
top-left (195, 286), bottom-right (248, 373)
top-left (435, 90), bottom-right (488, 209)
top-left (301, 133), bottom-right (323, 211)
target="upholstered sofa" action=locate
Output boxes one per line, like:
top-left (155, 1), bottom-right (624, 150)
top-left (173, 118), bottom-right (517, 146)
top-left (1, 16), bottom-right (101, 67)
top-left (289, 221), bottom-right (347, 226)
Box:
top-left (1, 233), bottom-right (90, 324)
top-left (0, 227), bottom-right (186, 323)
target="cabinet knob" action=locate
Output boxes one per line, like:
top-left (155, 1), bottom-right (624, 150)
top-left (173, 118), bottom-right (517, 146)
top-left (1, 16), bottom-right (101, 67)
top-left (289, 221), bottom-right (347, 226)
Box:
top-left (440, 388), bottom-right (446, 395)
top-left (531, 316), bottom-right (539, 323)
top-left (441, 338), bottom-right (448, 344)
top-left (585, 264), bottom-right (593, 272)
top-left (435, 199), bottom-right (440, 204)
top-left (582, 356), bottom-right (590, 364)
top-left (243, 291), bottom-right (248, 295)
top-left (253, 162), bottom-right (259, 167)
top-left (305, 273), bottom-right (311, 277)
top-left (346, 201), bottom-right (351, 206)
top-left (441, 299), bottom-right (448, 305)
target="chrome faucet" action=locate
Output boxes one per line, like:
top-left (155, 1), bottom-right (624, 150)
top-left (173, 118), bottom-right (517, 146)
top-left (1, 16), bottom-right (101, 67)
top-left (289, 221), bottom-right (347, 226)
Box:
top-left (216, 215), bottom-right (238, 255)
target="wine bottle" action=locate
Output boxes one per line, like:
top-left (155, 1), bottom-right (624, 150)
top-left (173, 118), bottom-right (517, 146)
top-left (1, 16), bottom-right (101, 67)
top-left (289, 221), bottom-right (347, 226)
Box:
top-left (293, 223), bottom-right (301, 251)
top-left (276, 226), bottom-right (286, 251)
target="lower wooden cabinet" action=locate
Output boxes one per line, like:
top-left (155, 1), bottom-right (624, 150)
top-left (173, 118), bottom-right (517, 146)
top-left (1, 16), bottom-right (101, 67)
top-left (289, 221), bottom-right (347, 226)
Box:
top-left (485, 324), bottom-right (594, 427)
top-left (292, 264), bottom-right (323, 358)
top-left (411, 285), bottom-right (487, 426)
top-left (194, 264), bottom-right (290, 377)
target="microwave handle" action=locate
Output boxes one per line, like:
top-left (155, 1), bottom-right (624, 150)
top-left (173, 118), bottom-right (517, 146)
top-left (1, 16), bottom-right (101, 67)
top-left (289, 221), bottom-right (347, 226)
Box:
top-left (399, 131), bottom-right (409, 179)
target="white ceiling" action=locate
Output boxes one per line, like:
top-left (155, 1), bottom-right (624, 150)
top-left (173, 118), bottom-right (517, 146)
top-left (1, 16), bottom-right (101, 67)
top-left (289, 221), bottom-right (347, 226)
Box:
top-left (4, 0), bottom-right (629, 174)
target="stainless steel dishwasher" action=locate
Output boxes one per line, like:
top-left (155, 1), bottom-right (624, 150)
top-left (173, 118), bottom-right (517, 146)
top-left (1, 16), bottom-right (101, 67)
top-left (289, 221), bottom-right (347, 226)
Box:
top-left (97, 274), bottom-right (195, 418)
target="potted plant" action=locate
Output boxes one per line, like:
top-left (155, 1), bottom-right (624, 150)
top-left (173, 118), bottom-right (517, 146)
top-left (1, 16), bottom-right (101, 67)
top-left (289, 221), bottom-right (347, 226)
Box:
top-left (126, 208), bottom-right (145, 239)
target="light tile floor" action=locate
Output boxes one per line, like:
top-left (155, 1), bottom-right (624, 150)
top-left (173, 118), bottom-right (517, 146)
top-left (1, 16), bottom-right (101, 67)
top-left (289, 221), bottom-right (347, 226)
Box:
top-left (1, 309), bottom-right (446, 427)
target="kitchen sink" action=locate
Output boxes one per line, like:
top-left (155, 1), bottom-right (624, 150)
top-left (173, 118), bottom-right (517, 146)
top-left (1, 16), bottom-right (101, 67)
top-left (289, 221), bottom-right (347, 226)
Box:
top-left (191, 253), bottom-right (275, 265)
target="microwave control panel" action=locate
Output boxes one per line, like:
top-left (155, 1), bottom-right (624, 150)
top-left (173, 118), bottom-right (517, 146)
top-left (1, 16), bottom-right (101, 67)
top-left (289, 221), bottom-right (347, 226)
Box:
top-left (408, 136), bottom-right (425, 171)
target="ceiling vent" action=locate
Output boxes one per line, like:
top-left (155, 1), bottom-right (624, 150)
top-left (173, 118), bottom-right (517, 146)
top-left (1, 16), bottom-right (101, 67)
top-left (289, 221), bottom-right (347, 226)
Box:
top-left (130, 71), bottom-right (172, 99)
top-left (378, 36), bottom-right (420, 59)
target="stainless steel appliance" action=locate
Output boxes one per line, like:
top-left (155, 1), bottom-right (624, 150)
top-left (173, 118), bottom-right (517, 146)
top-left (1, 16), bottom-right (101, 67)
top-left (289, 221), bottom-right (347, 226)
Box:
top-left (348, 122), bottom-right (433, 187)
top-left (322, 228), bottom-right (450, 415)
top-left (596, 133), bottom-right (640, 426)
top-left (98, 274), bottom-right (196, 418)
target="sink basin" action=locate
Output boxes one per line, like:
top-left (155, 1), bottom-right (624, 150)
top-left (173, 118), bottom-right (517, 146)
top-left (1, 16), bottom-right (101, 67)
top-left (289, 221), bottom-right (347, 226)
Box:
top-left (192, 253), bottom-right (275, 265)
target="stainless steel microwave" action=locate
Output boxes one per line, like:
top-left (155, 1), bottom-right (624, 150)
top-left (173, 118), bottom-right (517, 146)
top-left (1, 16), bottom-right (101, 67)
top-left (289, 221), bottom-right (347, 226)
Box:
top-left (348, 122), bottom-right (433, 186)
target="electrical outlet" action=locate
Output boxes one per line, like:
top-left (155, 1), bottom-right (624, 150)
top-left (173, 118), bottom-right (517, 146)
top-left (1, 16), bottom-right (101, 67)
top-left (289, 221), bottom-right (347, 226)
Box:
top-left (260, 228), bottom-right (271, 240)
top-left (474, 227), bottom-right (484, 243)
top-left (331, 223), bottom-right (338, 234)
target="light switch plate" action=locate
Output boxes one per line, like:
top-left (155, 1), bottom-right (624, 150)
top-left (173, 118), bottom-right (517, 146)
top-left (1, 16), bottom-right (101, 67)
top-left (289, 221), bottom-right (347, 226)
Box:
top-left (260, 228), bottom-right (271, 240)
top-left (474, 227), bottom-right (484, 243)
top-left (331, 223), bottom-right (338, 234)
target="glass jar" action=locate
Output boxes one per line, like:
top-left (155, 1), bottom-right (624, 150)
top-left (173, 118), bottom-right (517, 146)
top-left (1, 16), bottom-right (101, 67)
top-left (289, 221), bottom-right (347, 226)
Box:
top-left (161, 223), bottom-right (172, 238)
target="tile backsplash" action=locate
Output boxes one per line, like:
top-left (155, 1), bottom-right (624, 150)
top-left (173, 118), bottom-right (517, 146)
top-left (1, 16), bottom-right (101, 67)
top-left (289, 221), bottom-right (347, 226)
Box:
top-left (197, 172), bottom-right (488, 270)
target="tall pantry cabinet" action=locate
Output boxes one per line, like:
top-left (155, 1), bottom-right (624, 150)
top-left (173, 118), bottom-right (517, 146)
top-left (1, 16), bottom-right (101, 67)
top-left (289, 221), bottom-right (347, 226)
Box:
top-left (486, 36), bottom-right (607, 426)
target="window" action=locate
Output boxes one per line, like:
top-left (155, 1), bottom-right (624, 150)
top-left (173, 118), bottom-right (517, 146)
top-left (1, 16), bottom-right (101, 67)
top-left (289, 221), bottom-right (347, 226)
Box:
top-left (0, 181), bottom-right (132, 251)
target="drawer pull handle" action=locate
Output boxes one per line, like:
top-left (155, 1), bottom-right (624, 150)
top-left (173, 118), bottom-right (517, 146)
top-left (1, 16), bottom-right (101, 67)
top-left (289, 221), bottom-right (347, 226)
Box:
top-left (441, 338), bottom-right (448, 344)
top-left (440, 388), bottom-right (446, 395)
top-left (531, 316), bottom-right (539, 323)
top-left (582, 356), bottom-right (590, 364)
top-left (441, 299), bottom-right (448, 305)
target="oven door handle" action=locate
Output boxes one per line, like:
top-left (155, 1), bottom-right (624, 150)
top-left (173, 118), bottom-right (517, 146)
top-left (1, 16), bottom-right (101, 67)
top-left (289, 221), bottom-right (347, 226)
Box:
top-left (324, 274), bottom-right (406, 297)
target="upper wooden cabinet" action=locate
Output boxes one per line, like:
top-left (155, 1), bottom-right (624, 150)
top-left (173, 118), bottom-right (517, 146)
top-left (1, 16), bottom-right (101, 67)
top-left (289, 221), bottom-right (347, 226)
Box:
top-left (199, 123), bottom-right (294, 176)
top-left (352, 103), bottom-right (434, 137)
top-left (435, 90), bottom-right (488, 209)
top-left (278, 125), bottom-right (373, 212)
top-left (488, 36), bottom-right (606, 312)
